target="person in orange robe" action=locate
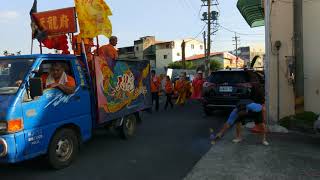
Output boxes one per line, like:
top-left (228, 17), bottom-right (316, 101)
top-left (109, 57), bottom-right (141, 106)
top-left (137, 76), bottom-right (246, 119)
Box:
top-left (164, 76), bottom-right (174, 110)
top-left (98, 36), bottom-right (118, 61)
top-left (150, 70), bottom-right (161, 111)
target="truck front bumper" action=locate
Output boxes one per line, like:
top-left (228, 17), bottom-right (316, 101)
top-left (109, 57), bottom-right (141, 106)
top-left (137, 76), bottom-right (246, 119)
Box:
top-left (0, 137), bottom-right (8, 157)
top-left (0, 132), bottom-right (25, 163)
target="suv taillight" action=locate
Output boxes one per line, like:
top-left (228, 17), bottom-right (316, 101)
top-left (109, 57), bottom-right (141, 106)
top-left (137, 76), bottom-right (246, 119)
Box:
top-left (203, 82), bottom-right (216, 88)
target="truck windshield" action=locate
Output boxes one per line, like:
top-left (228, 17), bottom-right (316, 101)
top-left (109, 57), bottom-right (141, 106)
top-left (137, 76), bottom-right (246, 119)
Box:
top-left (0, 59), bottom-right (34, 94)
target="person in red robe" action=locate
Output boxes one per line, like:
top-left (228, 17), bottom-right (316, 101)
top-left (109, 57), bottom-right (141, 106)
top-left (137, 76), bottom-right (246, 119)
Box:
top-left (191, 71), bottom-right (205, 100)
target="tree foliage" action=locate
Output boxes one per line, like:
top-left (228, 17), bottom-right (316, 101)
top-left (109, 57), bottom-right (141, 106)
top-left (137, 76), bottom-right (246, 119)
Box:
top-left (209, 60), bottom-right (223, 71)
top-left (3, 50), bottom-right (21, 56)
top-left (167, 61), bottom-right (196, 70)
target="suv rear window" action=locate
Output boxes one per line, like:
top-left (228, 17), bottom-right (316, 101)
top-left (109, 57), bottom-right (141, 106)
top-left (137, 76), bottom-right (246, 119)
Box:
top-left (208, 71), bottom-right (249, 84)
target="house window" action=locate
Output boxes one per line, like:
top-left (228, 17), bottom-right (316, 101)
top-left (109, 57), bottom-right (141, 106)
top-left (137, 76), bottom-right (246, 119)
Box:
top-left (200, 45), bottom-right (203, 50)
top-left (191, 44), bottom-right (195, 49)
top-left (164, 55), bottom-right (168, 59)
top-left (136, 46), bottom-right (139, 51)
top-left (177, 53), bottom-right (180, 56)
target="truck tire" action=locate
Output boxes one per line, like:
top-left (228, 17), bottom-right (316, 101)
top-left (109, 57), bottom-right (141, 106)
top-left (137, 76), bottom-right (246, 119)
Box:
top-left (48, 128), bottom-right (79, 169)
top-left (120, 115), bottom-right (137, 140)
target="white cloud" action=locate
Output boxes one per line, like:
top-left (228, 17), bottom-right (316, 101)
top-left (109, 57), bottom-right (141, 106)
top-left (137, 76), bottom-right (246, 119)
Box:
top-left (0, 11), bottom-right (19, 23)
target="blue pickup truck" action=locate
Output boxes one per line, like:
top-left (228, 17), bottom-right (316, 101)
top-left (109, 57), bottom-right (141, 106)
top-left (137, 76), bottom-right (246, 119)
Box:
top-left (0, 54), bottom-right (151, 169)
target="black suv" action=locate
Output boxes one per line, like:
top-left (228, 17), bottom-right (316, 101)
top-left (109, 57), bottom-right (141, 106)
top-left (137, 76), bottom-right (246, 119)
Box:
top-left (202, 69), bottom-right (264, 115)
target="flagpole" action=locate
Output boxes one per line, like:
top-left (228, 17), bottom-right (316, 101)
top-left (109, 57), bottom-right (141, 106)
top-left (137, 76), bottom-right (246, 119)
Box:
top-left (96, 36), bottom-right (100, 56)
top-left (71, 33), bottom-right (75, 53)
top-left (31, 38), bottom-right (34, 54)
top-left (81, 40), bottom-right (98, 121)
top-left (68, 33), bottom-right (72, 54)
top-left (39, 42), bottom-right (43, 54)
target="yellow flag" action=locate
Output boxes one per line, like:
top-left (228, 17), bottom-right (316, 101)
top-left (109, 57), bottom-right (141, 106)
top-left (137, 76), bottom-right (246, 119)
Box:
top-left (75, 0), bottom-right (113, 38)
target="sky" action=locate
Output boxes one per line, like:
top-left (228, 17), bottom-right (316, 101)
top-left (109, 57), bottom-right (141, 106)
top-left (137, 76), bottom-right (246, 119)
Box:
top-left (0, 0), bottom-right (265, 55)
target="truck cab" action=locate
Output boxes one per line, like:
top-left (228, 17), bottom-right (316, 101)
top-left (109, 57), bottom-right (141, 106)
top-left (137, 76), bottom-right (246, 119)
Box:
top-left (0, 54), bottom-right (93, 168)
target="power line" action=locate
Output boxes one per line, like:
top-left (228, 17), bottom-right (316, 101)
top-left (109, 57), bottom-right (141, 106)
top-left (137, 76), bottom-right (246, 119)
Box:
top-left (181, 0), bottom-right (190, 9)
top-left (198, 5), bottom-right (203, 18)
top-left (219, 24), bottom-right (264, 36)
top-left (216, 3), bottom-right (221, 13)
top-left (184, 0), bottom-right (194, 9)
top-left (180, 0), bottom-right (199, 18)
top-left (188, 24), bottom-right (207, 41)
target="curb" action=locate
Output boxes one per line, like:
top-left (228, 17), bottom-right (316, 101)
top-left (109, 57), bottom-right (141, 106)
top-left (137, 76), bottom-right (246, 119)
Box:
top-left (183, 127), bottom-right (235, 180)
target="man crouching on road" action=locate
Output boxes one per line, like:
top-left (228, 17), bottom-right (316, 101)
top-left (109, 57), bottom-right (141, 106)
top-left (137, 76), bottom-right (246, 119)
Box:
top-left (214, 87), bottom-right (269, 146)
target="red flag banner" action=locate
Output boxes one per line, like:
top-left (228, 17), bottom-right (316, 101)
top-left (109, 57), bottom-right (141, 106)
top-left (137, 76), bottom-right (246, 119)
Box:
top-left (42, 35), bottom-right (70, 54)
top-left (32, 7), bottom-right (77, 36)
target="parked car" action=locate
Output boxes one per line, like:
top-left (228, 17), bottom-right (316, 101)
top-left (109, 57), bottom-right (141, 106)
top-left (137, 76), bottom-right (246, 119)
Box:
top-left (202, 69), bottom-right (264, 115)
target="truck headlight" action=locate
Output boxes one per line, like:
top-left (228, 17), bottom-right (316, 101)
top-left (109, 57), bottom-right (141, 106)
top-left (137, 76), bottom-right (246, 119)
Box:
top-left (0, 122), bottom-right (7, 132)
top-left (0, 119), bottom-right (23, 133)
top-left (7, 119), bottom-right (23, 133)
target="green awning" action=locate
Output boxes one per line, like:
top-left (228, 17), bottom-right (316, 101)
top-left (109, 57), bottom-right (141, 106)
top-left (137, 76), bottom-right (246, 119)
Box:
top-left (237, 0), bottom-right (265, 28)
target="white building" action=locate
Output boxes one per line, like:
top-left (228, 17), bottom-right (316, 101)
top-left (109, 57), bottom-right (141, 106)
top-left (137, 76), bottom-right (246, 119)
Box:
top-left (265, 0), bottom-right (320, 119)
top-left (155, 38), bottom-right (205, 69)
top-left (238, 0), bottom-right (320, 123)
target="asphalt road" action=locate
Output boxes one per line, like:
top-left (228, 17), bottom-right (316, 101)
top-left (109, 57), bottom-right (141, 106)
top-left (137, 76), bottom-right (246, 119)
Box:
top-left (0, 100), bottom-right (227, 180)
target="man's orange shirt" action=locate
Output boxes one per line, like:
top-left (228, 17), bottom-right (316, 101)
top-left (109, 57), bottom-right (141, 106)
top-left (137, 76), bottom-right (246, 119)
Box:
top-left (41, 74), bottom-right (76, 89)
top-left (165, 80), bottom-right (173, 93)
top-left (99, 44), bottom-right (118, 60)
top-left (151, 76), bottom-right (161, 93)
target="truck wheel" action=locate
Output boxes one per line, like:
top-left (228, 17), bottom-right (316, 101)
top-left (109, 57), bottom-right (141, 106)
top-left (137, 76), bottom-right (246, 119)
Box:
top-left (48, 128), bottom-right (79, 169)
top-left (120, 115), bottom-right (137, 139)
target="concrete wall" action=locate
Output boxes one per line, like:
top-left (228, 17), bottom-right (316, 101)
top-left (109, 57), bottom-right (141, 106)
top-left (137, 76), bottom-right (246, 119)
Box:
top-left (303, 1), bottom-right (320, 113)
top-left (134, 43), bottom-right (144, 59)
top-left (266, 0), bottom-right (295, 122)
top-left (156, 48), bottom-right (173, 69)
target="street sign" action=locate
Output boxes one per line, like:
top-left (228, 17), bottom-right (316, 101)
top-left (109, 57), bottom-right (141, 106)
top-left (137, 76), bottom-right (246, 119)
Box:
top-left (32, 7), bottom-right (77, 36)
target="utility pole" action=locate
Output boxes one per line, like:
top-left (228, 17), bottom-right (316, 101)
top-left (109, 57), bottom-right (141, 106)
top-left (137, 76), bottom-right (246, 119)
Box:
top-left (207, 0), bottom-right (211, 71)
top-left (181, 40), bottom-right (186, 69)
top-left (201, 0), bottom-right (219, 76)
top-left (232, 33), bottom-right (240, 68)
top-left (203, 31), bottom-right (207, 57)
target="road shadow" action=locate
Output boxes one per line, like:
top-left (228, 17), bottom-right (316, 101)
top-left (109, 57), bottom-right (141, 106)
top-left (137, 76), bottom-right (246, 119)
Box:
top-left (0, 129), bottom-right (124, 173)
